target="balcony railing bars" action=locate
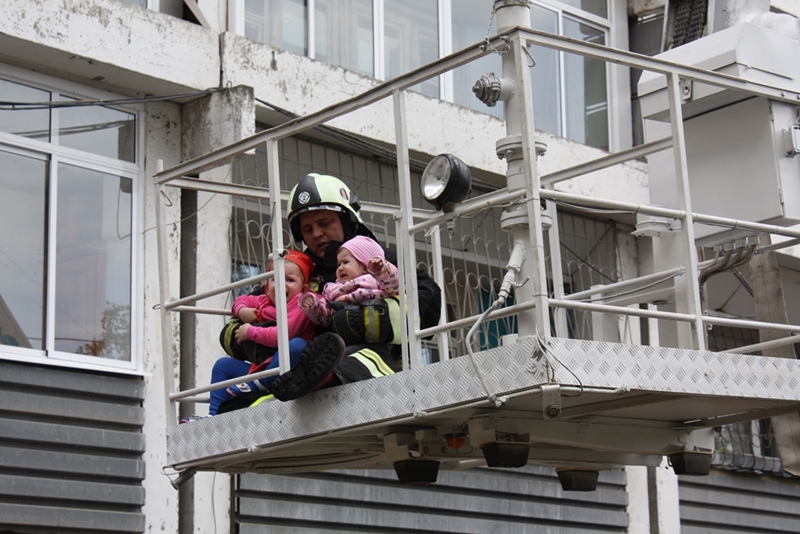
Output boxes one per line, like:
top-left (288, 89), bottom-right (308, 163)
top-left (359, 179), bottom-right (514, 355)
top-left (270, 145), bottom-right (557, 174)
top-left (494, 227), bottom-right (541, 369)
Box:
top-left (154, 26), bottom-right (800, 418)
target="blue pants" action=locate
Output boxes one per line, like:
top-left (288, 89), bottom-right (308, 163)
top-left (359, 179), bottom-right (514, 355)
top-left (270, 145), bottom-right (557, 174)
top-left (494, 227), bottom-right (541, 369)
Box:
top-left (208, 338), bottom-right (307, 415)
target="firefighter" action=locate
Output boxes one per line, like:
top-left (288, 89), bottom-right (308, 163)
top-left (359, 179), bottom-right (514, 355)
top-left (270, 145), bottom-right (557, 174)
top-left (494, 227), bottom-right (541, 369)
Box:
top-left (268, 173), bottom-right (442, 400)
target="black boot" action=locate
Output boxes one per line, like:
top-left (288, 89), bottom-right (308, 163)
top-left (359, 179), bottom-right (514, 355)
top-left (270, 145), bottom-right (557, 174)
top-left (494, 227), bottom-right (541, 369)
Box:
top-left (270, 333), bottom-right (346, 401)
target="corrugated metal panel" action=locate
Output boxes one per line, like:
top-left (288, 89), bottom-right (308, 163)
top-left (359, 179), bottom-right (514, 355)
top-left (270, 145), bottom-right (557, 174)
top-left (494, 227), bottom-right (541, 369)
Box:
top-left (237, 466), bottom-right (628, 533)
top-left (0, 360), bottom-right (146, 533)
top-left (679, 470), bottom-right (800, 533)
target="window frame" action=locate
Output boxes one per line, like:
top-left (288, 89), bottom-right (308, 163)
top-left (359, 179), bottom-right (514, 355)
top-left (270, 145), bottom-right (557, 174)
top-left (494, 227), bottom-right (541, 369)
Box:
top-left (229, 0), bottom-right (629, 150)
top-left (0, 64), bottom-right (145, 376)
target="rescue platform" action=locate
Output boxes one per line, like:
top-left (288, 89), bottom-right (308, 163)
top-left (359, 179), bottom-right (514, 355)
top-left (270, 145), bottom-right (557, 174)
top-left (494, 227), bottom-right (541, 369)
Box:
top-left (167, 337), bottom-right (800, 483)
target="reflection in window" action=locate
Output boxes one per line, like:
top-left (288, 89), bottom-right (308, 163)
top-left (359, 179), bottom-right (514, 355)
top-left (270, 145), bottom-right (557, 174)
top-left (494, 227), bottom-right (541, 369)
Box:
top-left (234, 1), bottom-right (609, 148)
top-left (530, 5), bottom-right (561, 137)
top-left (0, 150), bottom-right (47, 350)
top-left (452, 0), bottom-right (502, 118)
top-left (245, 0), bottom-right (308, 56)
top-left (315, 0), bottom-right (373, 76)
top-left (384, 0), bottom-right (439, 97)
top-left (448, 2), bottom-right (608, 149)
top-left (564, 17), bottom-right (608, 150)
top-left (54, 164), bottom-right (132, 361)
top-left (0, 79), bottom-right (50, 141)
top-left (59, 97), bottom-right (136, 162)
top-left (559, 0), bottom-right (607, 19)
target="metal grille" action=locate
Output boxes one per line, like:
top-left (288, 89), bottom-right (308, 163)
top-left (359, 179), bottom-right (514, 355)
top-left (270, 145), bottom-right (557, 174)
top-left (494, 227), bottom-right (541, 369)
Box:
top-left (551, 211), bottom-right (620, 340)
top-left (228, 135), bottom-right (430, 294)
top-left (227, 136), bottom-right (619, 357)
top-left (671, 0), bottom-right (708, 48)
top-left (714, 420), bottom-right (782, 474)
top-left (707, 326), bottom-right (786, 475)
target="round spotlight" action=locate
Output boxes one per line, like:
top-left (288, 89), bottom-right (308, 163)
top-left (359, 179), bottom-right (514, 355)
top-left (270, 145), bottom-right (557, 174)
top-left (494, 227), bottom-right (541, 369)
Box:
top-left (421, 154), bottom-right (472, 211)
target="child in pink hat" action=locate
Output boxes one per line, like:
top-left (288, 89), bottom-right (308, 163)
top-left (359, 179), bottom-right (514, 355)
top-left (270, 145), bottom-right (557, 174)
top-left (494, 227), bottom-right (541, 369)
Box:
top-left (300, 235), bottom-right (399, 325)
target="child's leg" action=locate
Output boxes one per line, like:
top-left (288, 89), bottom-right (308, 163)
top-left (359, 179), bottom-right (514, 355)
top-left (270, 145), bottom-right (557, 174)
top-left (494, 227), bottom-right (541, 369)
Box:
top-left (228, 338), bottom-right (308, 395)
top-left (257, 338), bottom-right (307, 388)
top-left (209, 357), bottom-right (251, 415)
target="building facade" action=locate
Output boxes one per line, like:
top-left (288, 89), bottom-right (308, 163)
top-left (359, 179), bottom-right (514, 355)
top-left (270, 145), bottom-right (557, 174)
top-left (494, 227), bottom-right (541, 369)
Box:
top-left (1, 0), bottom-right (799, 532)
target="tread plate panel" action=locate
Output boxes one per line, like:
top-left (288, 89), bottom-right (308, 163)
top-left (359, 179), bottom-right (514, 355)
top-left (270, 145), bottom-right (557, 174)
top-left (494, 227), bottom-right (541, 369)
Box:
top-left (168, 338), bottom-right (800, 471)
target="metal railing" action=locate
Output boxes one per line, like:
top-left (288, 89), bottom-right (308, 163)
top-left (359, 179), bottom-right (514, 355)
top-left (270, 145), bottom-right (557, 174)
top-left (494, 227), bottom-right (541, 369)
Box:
top-left (154, 23), bottom-right (800, 421)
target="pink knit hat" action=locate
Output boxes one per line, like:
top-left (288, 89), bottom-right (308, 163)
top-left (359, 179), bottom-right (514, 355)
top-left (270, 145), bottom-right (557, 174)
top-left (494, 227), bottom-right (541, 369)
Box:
top-left (340, 235), bottom-right (385, 266)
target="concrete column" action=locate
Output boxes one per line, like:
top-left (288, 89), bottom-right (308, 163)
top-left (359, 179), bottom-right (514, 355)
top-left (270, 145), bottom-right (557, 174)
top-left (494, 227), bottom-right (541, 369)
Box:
top-left (748, 234), bottom-right (800, 477)
top-left (180, 85), bottom-right (256, 534)
top-left (142, 100), bottom-right (184, 534)
top-left (648, 458), bottom-right (682, 533)
top-left (625, 465), bottom-right (651, 534)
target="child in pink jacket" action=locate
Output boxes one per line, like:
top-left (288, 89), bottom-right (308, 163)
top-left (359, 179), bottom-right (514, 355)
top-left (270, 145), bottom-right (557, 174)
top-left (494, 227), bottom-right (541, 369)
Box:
top-left (199, 250), bottom-right (317, 418)
top-left (299, 235), bottom-right (400, 326)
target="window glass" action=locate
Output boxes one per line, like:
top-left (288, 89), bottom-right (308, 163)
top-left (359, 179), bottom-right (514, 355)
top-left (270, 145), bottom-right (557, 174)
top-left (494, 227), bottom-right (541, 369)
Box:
top-left (558, 0), bottom-right (607, 19)
top-left (315, 0), bottom-right (373, 76)
top-left (54, 163), bottom-right (132, 361)
top-left (0, 79), bottom-right (50, 141)
top-left (530, 4), bottom-right (561, 136)
top-left (563, 17), bottom-right (608, 149)
top-left (58, 97), bottom-right (136, 162)
top-left (451, 0), bottom-right (502, 118)
top-left (0, 150), bottom-right (47, 350)
top-left (245, 0), bottom-right (308, 56)
top-left (384, 0), bottom-right (439, 98)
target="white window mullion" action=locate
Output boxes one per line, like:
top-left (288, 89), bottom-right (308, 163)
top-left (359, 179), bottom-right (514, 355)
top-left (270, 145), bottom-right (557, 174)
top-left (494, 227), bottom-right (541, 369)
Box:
top-left (308, 0), bottom-right (316, 59)
top-left (374, 0), bottom-right (385, 80)
top-left (130, 109), bottom-right (145, 372)
top-left (44, 155), bottom-right (58, 357)
top-left (228, 0), bottom-right (245, 34)
top-left (50, 93), bottom-right (60, 145)
top-left (556, 13), bottom-right (568, 139)
top-left (439, 0), bottom-right (453, 102)
top-left (46, 99), bottom-right (59, 355)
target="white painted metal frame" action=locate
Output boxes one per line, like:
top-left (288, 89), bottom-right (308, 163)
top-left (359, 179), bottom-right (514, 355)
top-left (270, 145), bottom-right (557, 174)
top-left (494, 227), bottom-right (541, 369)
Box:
top-left (156, 22), bottom-right (800, 473)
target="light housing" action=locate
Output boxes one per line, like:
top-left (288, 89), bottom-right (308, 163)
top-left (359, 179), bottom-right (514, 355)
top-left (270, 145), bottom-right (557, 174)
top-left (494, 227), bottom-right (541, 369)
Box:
top-left (421, 154), bottom-right (472, 211)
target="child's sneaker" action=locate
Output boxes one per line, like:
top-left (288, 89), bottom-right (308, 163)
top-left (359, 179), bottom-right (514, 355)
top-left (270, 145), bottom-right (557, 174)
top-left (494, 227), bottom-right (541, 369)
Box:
top-left (270, 332), bottom-right (346, 401)
top-left (179, 415), bottom-right (210, 424)
top-left (226, 382), bottom-right (252, 397)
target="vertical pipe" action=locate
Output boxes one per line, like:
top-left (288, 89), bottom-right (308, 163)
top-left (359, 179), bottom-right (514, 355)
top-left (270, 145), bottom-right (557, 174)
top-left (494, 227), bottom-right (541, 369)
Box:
top-left (545, 193), bottom-right (568, 337)
top-left (666, 73), bottom-right (705, 350)
top-left (266, 139), bottom-right (291, 372)
top-left (431, 227), bottom-right (450, 361)
top-left (155, 173), bottom-right (177, 423)
top-left (495, 0), bottom-right (549, 337)
top-left (393, 88), bottom-right (421, 369)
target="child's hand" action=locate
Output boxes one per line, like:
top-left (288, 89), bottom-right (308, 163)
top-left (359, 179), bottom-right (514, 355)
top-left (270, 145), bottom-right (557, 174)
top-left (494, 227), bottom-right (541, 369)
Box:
top-left (299, 292), bottom-right (316, 310)
top-left (237, 307), bottom-right (258, 324)
top-left (367, 256), bottom-right (384, 274)
top-left (234, 323), bottom-right (251, 343)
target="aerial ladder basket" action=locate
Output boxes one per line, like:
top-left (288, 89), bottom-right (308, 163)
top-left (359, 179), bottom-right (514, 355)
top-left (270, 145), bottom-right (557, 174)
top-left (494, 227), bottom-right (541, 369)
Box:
top-left (155, 2), bottom-right (800, 489)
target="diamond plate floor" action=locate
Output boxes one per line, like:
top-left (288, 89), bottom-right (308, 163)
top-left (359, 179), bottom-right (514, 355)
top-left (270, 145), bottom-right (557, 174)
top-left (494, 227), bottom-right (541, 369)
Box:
top-left (167, 337), bottom-right (800, 474)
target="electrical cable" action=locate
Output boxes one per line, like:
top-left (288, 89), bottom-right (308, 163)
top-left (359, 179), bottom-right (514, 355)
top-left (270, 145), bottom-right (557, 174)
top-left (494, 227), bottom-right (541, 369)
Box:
top-left (0, 87), bottom-right (227, 110)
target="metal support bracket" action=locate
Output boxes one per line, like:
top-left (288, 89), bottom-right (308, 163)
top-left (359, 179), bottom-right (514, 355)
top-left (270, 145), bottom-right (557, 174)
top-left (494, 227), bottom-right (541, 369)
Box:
top-left (680, 77), bottom-right (693, 102)
top-left (542, 384), bottom-right (562, 419)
